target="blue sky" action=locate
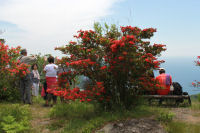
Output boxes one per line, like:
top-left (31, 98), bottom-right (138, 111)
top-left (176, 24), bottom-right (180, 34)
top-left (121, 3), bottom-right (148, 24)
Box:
top-left (106, 0), bottom-right (200, 58)
top-left (0, 0), bottom-right (200, 94)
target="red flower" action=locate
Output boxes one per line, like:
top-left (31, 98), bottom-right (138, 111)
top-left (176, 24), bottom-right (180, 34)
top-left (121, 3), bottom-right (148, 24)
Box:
top-left (153, 61), bottom-right (159, 64)
top-left (129, 41), bottom-right (135, 45)
top-left (22, 71), bottom-right (26, 75)
top-left (99, 97), bottom-right (104, 101)
top-left (120, 42), bottom-right (125, 47)
top-left (122, 52), bottom-right (127, 56)
top-left (118, 56), bottom-right (124, 60)
top-left (66, 62), bottom-right (70, 66)
top-left (87, 99), bottom-right (92, 102)
top-left (192, 82), bottom-right (196, 86)
top-left (100, 66), bottom-right (107, 70)
top-left (96, 93), bottom-right (100, 96)
top-left (110, 44), bottom-right (117, 52)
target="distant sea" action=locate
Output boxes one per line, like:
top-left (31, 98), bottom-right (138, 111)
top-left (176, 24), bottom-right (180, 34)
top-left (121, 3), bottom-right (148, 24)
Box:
top-left (76, 57), bottom-right (200, 95)
top-left (154, 57), bottom-right (200, 95)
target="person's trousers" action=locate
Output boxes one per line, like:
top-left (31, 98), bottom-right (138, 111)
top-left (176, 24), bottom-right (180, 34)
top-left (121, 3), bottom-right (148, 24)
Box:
top-left (47, 93), bottom-right (57, 103)
top-left (20, 74), bottom-right (32, 104)
top-left (32, 83), bottom-right (39, 96)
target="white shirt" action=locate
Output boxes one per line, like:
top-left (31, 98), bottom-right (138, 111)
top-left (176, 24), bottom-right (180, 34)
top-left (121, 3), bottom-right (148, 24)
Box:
top-left (44, 64), bottom-right (58, 77)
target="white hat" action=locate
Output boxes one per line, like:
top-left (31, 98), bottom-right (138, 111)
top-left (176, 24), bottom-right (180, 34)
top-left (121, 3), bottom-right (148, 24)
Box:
top-left (159, 68), bottom-right (165, 70)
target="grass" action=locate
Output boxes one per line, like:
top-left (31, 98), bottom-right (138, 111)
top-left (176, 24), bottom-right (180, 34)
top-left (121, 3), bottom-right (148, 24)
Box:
top-left (50, 101), bottom-right (96, 119)
top-left (47, 96), bottom-right (200, 133)
top-left (157, 111), bottom-right (175, 123)
top-left (1, 95), bottom-right (200, 133)
top-left (165, 121), bottom-right (200, 133)
top-left (0, 103), bottom-right (31, 133)
top-left (190, 100), bottom-right (200, 111)
top-left (61, 107), bottom-right (154, 133)
top-left (48, 101), bottom-right (166, 133)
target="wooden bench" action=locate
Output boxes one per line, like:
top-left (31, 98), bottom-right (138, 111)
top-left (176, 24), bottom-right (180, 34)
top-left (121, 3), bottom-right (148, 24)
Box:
top-left (142, 95), bottom-right (191, 106)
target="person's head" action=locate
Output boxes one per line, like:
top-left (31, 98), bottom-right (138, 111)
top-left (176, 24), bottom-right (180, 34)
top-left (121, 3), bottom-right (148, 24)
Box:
top-left (48, 56), bottom-right (54, 63)
top-left (20, 49), bottom-right (27, 56)
top-left (31, 64), bottom-right (38, 70)
top-left (159, 68), bottom-right (165, 74)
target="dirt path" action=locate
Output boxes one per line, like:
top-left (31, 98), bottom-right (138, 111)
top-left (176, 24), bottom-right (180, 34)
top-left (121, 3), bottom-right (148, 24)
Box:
top-left (96, 117), bottom-right (166, 133)
top-left (30, 104), bottom-right (53, 133)
top-left (171, 108), bottom-right (200, 124)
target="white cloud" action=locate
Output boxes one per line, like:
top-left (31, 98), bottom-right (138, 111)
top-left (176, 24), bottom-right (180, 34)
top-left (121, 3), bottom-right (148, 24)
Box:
top-left (0, 0), bottom-right (122, 56)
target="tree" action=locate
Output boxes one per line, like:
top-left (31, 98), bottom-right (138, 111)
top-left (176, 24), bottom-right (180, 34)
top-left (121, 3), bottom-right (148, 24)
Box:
top-left (54, 23), bottom-right (166, 109)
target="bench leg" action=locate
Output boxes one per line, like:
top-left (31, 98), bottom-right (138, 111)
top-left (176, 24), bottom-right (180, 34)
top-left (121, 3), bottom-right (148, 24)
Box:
top-left (188, 96), bottom-right (192, 106)
top-left (159, 98), bottom-right (163, 105)
top-left (148, 98), bottom-right (152, 105)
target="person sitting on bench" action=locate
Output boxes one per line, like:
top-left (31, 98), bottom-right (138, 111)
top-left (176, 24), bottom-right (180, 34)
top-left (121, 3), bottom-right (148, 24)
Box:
top-left (156, 68), bottom-right (172, 95)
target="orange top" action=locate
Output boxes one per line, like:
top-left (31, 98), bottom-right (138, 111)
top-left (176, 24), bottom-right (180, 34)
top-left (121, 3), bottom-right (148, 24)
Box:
top-left (156, 73), bottom-right (172, 95)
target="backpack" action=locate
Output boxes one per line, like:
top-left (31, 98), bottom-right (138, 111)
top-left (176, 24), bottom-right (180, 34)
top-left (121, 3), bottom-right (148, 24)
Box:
top-left (172, 82), bottom-right (183, 95)
top-left (165, 74), bottom-right (171, 86)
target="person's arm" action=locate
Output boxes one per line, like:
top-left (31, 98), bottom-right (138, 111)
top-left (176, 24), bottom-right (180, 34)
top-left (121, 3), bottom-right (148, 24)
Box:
top-left (30, 71), bottom-right (34, 89)
top-left (38, 70), bottom-right (41, 79)
top-left (54, 64), bottom-right (58, 70)
top-left (38, 73), bottom-right (42, 87)
top-left (43, 65), bottom-right (47, 73)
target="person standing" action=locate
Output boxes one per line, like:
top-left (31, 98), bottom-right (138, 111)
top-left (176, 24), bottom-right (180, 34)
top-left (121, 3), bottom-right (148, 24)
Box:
top-left (156, 68), bottom-right (172, 95)
top-left (31, 64), bottom-right (40, 97)
top-left (19, 49), bottom-right (36, 104)
top-left (44, 56), bottom-right (58, 106)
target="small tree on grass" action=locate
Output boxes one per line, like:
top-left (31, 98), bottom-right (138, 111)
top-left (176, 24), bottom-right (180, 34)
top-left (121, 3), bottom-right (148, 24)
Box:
top-left (54, 23), bottom-right (166, 109)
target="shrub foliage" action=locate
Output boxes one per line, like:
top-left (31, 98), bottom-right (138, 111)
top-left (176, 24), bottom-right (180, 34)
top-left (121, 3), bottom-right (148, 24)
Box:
top-left (0, 40), bottom-right (29, 101)
top-left (54, 23), bottom-right (166, 109)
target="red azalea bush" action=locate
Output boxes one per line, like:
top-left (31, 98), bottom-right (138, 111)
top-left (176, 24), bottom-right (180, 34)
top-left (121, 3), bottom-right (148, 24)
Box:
top-left (0, 39), bottom-right (29, 101)
top-left (55, 23), bottom-right (166, 109)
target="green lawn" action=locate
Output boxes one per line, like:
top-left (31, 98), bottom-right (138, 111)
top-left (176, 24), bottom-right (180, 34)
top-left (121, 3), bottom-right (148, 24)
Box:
top-left (1, 96), bottom-right (200, 133)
